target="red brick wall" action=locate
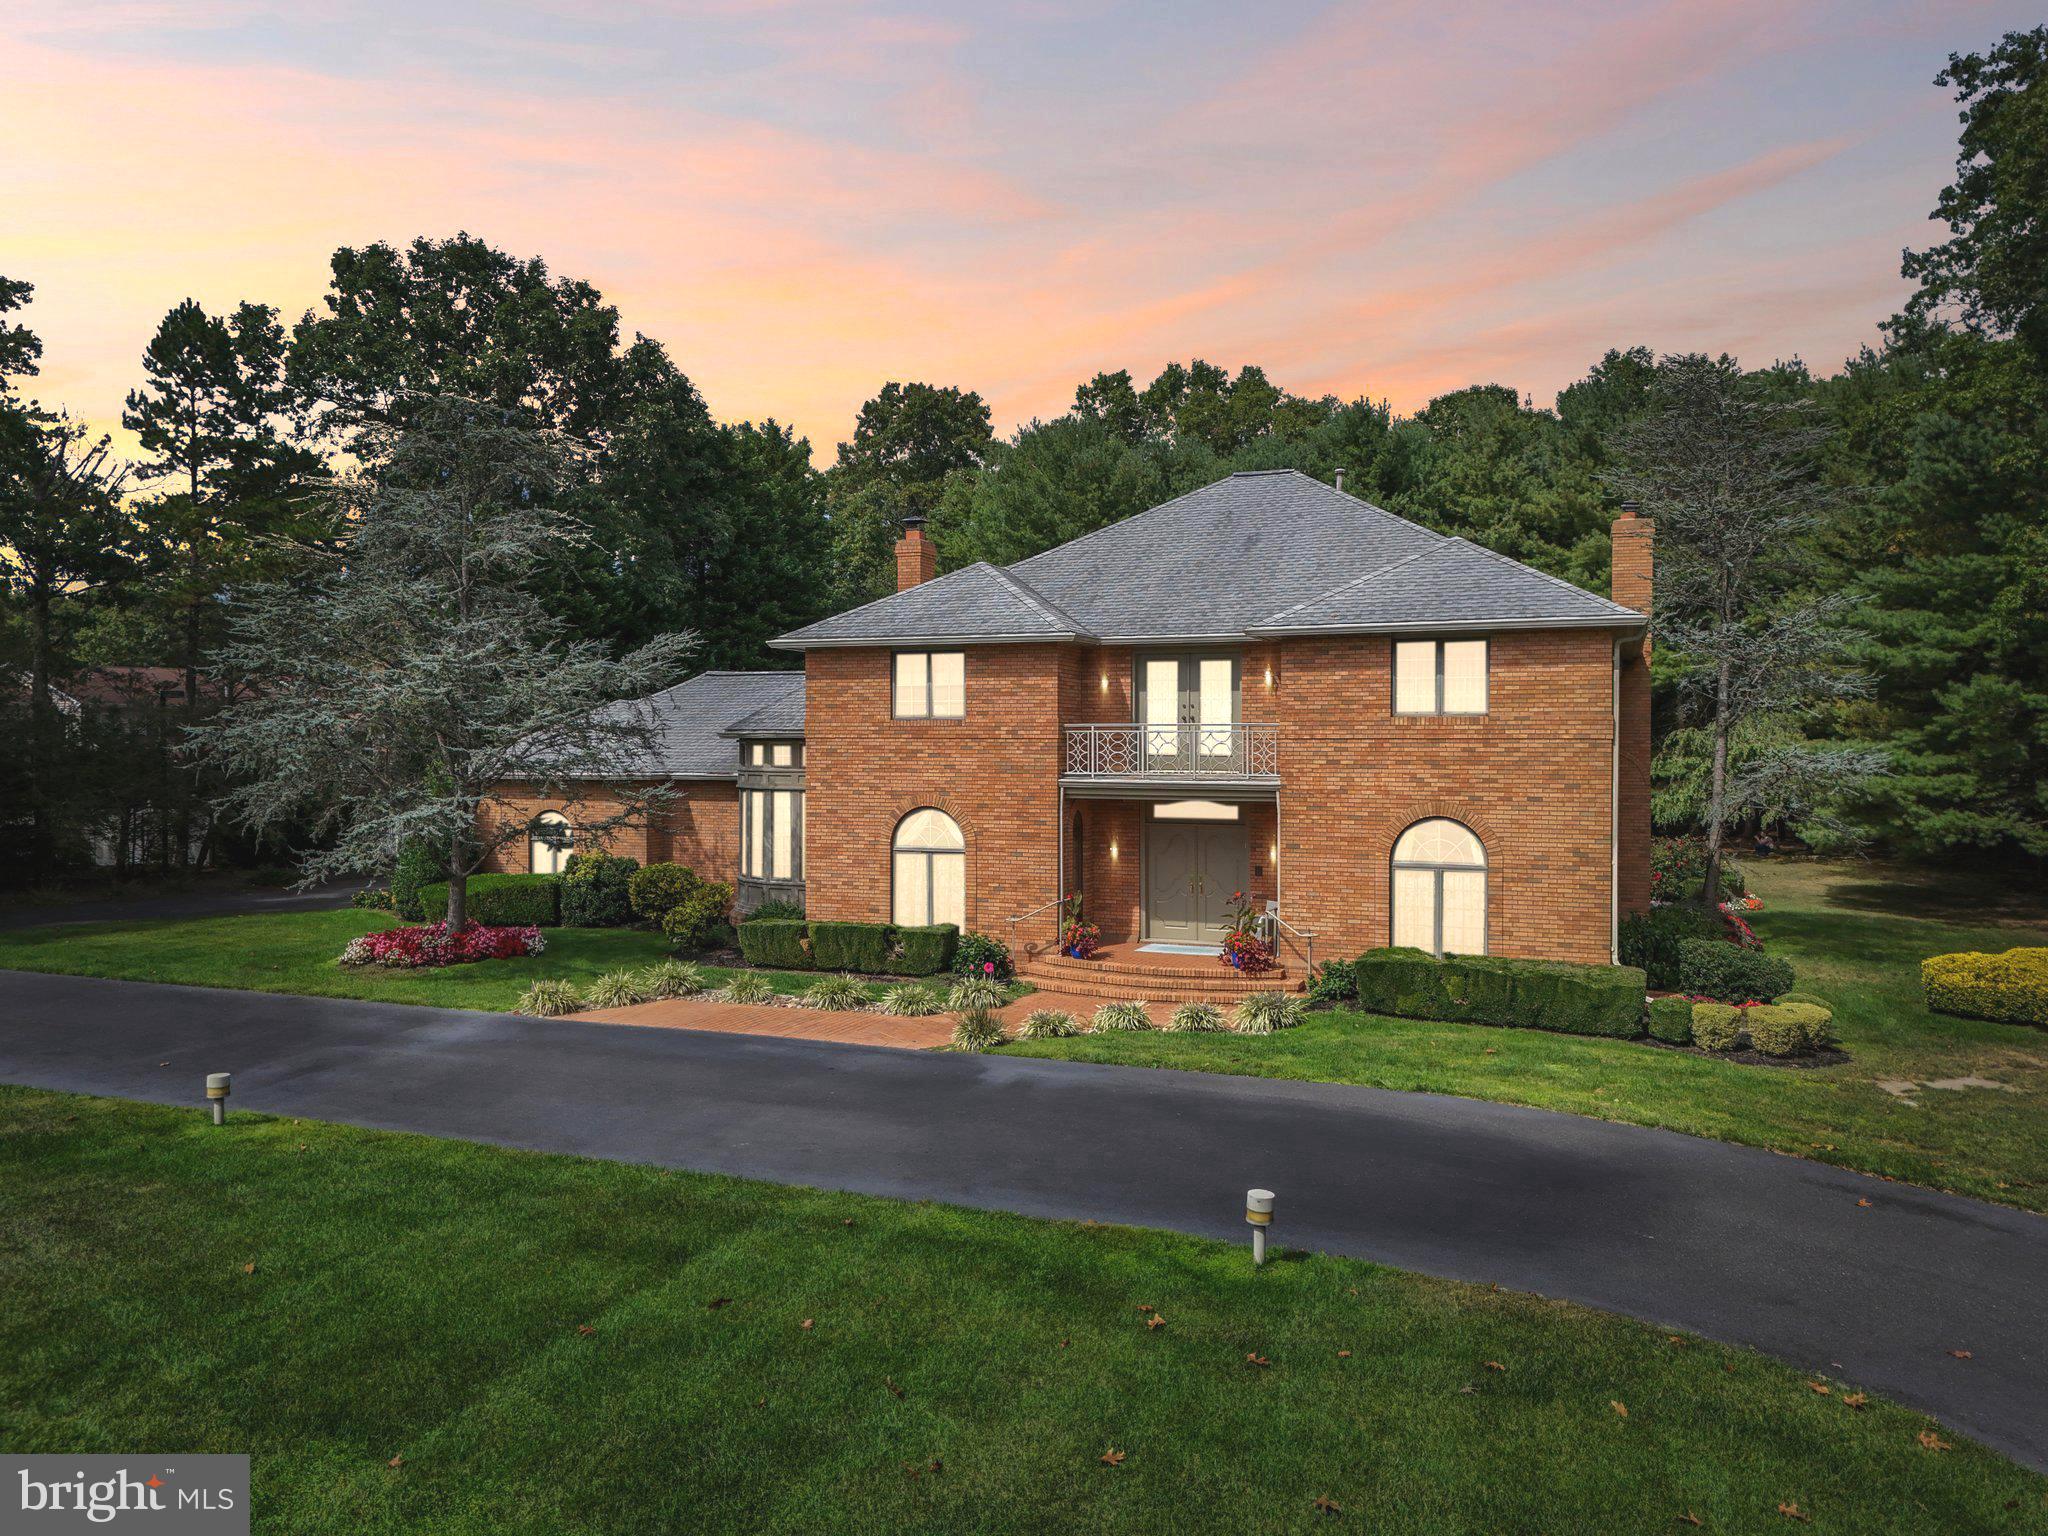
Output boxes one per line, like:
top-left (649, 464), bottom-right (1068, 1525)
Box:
top-left (804, 645), bottom-right (1066, 938)
top-left (1274, 631), bottom-right (1619, 965)
top-left (480, 780), bottom-right (739, 880)
top-left (1611, 510), bottom-right (1655, 920)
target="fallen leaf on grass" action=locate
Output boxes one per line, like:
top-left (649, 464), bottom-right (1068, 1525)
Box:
top-left (1099, 1449), bottom-right (1126, 1467)
top-left (1136, 1304), bottom-right (1154, 1313)
top-left (1677, 1515), bottom-right (1701, 1528)
top-left (386, 1456), bottom-right (403, 1470)
top-left (1917, 1430), bottom-right (1952, 1452)
top-left (1483, 1361), bottom-right (1506, 1372)
top-left (1246, 1352), bottom-right (1270, 1368)
top-left (1806, 1381), bottom-right (1830, 1395)
top-left (1777, 1502), bottom-right (1809, 1522)
top-left (1060, 1339), bottom-right (1070, 1349)
top-left (576, 1325), bottom-right (596, 1337)
top-left (1667, 1336), bottom-right (1686, 1347)
top-left (885, 1377), bottom-right (905, 1399)
top-left (241, 1262), bottom-right (256, 1275)
top-left (705, 1297), bottom-right (733, 1310)
top-left (1313, 1494), bottom-right (1342, 1515)
top-left (1611, 1401), bottom-right (1629, 1418)
top-left (1841, 1393), bottom-right (1867, 1410)
top-left (1145, 1314), bottom-right (1166, 1331)
top-left (800, 1319), bottom-right (814, 1331)
top-left (1337, 1350), bottom-right (1351, 1359)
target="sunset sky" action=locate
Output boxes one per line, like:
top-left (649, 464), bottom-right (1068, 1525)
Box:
top-left (3, 0), bottom-right (2033, 461)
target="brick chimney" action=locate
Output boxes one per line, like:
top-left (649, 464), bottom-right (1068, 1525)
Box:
top-left (895, 513), bottom-right (937, 591)
top-left (1612, 500), bottom-right (1654, 927)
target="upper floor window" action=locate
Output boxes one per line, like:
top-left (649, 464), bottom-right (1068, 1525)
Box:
top-left (1394, 639), bottom-right (1487, 715)
top-left (894, 651), bottom-right (965, 718)
top-left (745, 741), bottom-right (803, 767)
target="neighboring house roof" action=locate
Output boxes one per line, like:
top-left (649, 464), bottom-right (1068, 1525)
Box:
top-left (574, 670), bottom-right (804, 780)
top-left (771, 469), bottom-right (1643, 649)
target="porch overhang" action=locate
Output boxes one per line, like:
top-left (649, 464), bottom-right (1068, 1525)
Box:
top-left (1060, 776), bottom-right (1278, 801)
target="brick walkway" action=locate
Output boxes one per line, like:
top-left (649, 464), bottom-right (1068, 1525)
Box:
top-left (574, 990), bottom-right (1168, 1050)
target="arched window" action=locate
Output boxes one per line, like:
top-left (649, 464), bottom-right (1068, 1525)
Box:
top-left (893, 808), bottom-right (965, 928)
top-left (1391, 818), bottom-right (1486, 955)
top-left (529, 811), bottom-right (573, 875)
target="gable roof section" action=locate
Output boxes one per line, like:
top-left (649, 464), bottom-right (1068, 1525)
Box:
top-left (769, 469), bottom-right (1643, 649)
top-left (721, 681), bottom-right (807, 739)
top-left (772, 560), bottom-right (1092, 648)
top-left (573, 670), bottom-right (804, 779)
top-left (1007, 470), bottom-right (1444, 639)
top-left (1250, 537), bottom-right (1643, 634)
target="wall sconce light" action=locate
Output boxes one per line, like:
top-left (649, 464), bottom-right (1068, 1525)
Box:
top-left (1100, 672), bottom-right (1109, 692)
top-left (1264, 665), bottom-right (1275, 688)
top-left (1110, 840), bottom-right (1119, 860)
top-left (1270, 843), bottom-right (1279, 863)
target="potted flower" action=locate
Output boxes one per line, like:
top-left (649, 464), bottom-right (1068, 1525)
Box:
top-left (1060, 893), bottom-right (1101, 960)
top-left (1218, 890), bottom-right (1276, 975)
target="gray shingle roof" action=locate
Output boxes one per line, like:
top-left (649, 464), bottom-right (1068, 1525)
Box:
top-left (721, 683), bottom-right (807, 739)
top-left (1250, 537), bottom-right (1641, 633)
top-left (770, 470), bottom-right (1643, 648)
top-left (773, 560), bottom-right (1090, 648)
top-left (584, 670), bottom-right (803, 778)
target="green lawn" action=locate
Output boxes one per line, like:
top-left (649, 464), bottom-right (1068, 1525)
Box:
top-left (1008, 860), bottom-right (2048, 1213)
top-left (2, 1086), bottom-right (2037, 1534)
top-left (1, 862), bottom-right (2044, 1209)
top-left (0, 907), bottom-right (873, 1010)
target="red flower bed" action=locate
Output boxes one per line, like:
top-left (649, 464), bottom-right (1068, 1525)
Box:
top-left (340, 922), bottom-right (546, 969)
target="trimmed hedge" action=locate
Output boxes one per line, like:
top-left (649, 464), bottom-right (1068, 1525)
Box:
top-left (1349, 947), bottom-right (1645, 1039)
top-left (662, 881), bottom-right (732, 952)
top-left (1674, 939), bottom-right (1793, 1004)
top-left (418, 873), bottom-right (560, 927)
top-left (1690, 1003), bottom-right (1743, 1051)
top-left (392, 839), bottom-right (443, 922)
top-left (738, 919), bottom-right (812, 971)
top-left (895, 924), bottom-right (959, 977)
top-left (1646, 994), bottom-right (1695, 1044)
top-left (809, 920), bottom-right (893, 973)
top-left (1922, 946), bottom-right (2048, 1028)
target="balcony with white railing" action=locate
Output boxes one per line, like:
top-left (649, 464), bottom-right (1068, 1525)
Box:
top-left (1062, 722), bottom-right (1279, 786)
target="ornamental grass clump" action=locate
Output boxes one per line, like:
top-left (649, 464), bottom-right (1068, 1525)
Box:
top-left (879, 982), bottom-right (945, 1017)
top-left (584, 969), bottom-right (651, 1009)
top-left (718, 971), bottom-right (776, 1005)
top-left (1165, 1002), bottom-right (1228, 1033)
top-left (1015, 1008), bottom-right (1081, 1040)
top-left (951, 1007), bottom-right (1006, 1052)
top-left (949, 975), bottom-right (1008, 1011)
top-left (1231, 991), bottom-right (1304, 1035)
top-left (802, 974), bottom-right (871, 1011)
top-left (1091, 1000), bottom-right (1153, 1033)
top-left (638, 959), bottom-right (705, 1000)
top-left (513, 979), bottom-right (583, 1017)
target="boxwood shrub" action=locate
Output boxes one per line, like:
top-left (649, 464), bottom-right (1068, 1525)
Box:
top-left (559, 852), bottom-right (638, 928)
top-left (738, 919), bottom-right (812, 971)
top-left (662, 881), bottom-right (732, 952)
top-left (1921, 946), bottom-right (2048, 1028)
top-left (1675, 939), bottom-right (1793, 1004)
top-left (1646, 994), bottom-right (1695, 1044)
top-left (628, 862), bottom-right (699, 922)
top-left (1618, 903), bottom-right (1724, 990)
top-left (809, 920), bottom-right (893, 974)
top-left (417, 873), bottom-right (560, 927)
top-left (1349, 947), bottom-right (1645, 1039)
top-left (895, 923), bottom-right (959, 977)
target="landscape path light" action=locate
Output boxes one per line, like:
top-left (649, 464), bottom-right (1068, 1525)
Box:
top-left (1246, 1187), bottom-right (1274, 1266)
top-left (206, 1072), bottom-right (231, 1126)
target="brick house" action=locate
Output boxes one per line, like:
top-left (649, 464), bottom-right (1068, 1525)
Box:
top-left (490, 470), bottom-right (1652, 989)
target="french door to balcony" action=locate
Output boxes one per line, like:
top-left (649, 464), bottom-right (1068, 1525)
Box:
top-left (1138, 653), bottom-right (1240, 774)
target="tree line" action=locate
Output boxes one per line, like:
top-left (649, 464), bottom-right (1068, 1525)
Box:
top-left (1, 25), bottom-right (2041, 887)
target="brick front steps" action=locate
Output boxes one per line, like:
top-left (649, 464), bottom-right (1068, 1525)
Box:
top-left (1018, 944), bottom-right (1294, 1004)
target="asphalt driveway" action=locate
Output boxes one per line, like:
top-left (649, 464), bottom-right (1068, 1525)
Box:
top-left (2, 968), bottom-right (2043, 1470)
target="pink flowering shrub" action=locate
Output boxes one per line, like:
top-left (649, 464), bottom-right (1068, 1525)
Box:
top-left (340, 922), bottom-right (546, 969)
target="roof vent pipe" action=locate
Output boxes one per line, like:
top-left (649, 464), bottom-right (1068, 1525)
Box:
top-left (1334, 468), bottom-right (1346, 494)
